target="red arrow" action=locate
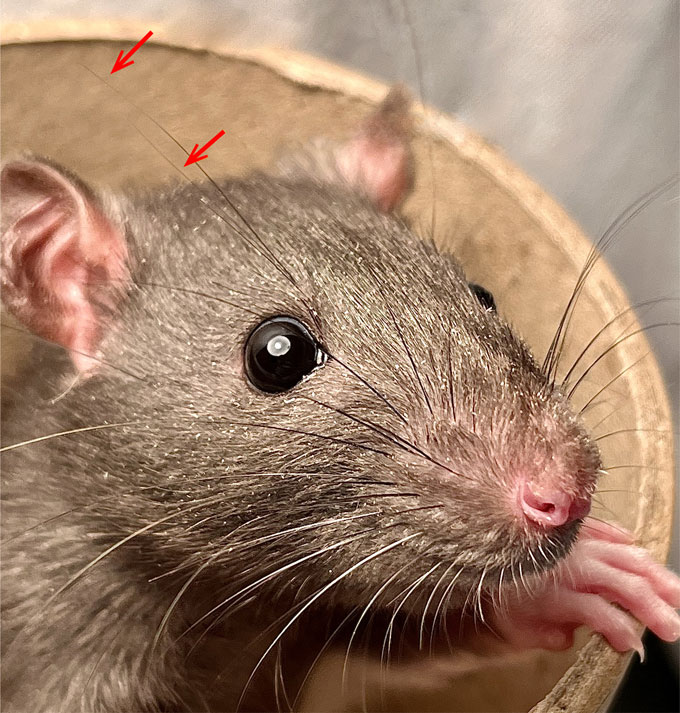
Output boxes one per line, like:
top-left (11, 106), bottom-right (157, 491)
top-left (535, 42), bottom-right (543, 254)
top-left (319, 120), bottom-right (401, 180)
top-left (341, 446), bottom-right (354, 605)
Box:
top-left (184, 130), bottom-right (226, 166)
top-left (111, 31), bottom-right (154, 74)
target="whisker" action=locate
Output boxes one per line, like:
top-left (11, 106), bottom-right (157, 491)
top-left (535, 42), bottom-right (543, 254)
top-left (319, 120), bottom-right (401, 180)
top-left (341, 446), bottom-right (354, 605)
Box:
top-left (397, 0), bottom-right (437, 238)
top-left (474, 564), bottom-right (490, 626)
top-left (593, 488), bottom-right (639, 495)
top-left (341, 564), bottom-right (411, 693)
top-left (189, 471), bottom-right (399, 484)
top-left (299, 395), bottom-right (472, 481)
top-left (292, 608), bottom-right (358, 711)
top-left (363, 260), bottom-right (434, 416)
top-left (382, 562), bottom-right (441, 670)
top-left (1, 482), bottom-right (179, 545)
top-left (578, 351), bottom-right (651, 415)
top-left (333, 492), bottom-right (420, 502)
top-left (275, 640), bottom-right (293, 713)
top-left (383, 297), bottom-right (434, 416)
top-left (581, 516), bottom-right (634, 541)
top-left (543, 177), bottom-right (677, 380)
top-left (299, 395), bottom-right (419, 457)
top-left (2, 494), bottom-right (228, 665)
top-left (446, 310), bottom-right (457, 422)
top-left (237, 533), bottom-right (421, 710)
top-left (51, 496), bottom-right (227, 601)
top-left (132, 280), bottom-right (262, 318)
top-left (176, 517), bottom-right (382, 638)
top-left (601, 464), bottom-right (663, 471)
top-left (566, 322), bottom-right (678, 399)
top-left (149, 517), bottom-right (262, 657)
top-left (558, 297), bottom-right (675, 386)
top-left (1, 421), bottom-right (139, 453)
top-left (593, 428), bottom-right (671, 443)
top-left (0, 322), bottom-right (145, 381)
top-left (586, 404), bottom-right (628, 433)
top-left (430, 564), bottom-right (465, 653)
top-left (179, 506), bottom-right (440, 640)
top-left (420, 560), bottom-right (457, 652)
top-left (79, 64), bottom-right (323, 332)
top-left (223, 420), bottom-right (391, 458)
top-left (325, 354), bottom-right (408, 425)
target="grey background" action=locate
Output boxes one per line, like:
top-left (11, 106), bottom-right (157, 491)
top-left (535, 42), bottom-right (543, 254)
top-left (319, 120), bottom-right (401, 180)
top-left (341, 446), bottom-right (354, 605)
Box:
top-left (3, 0), bottom-right (679, 664)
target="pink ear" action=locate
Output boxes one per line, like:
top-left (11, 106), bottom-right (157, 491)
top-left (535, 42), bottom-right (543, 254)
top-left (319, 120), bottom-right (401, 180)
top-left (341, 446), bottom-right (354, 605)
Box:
top-left (335, 86), bottom-right (414, 212)
top-left (1, 158), bottom-right (129, 373)
top-left (276, 86), bottom-right (414, 212)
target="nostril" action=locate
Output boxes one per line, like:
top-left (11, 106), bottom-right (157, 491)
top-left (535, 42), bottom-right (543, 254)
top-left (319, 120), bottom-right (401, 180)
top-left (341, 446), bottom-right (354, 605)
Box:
top-left (520, 482), bottom-right (579, 528)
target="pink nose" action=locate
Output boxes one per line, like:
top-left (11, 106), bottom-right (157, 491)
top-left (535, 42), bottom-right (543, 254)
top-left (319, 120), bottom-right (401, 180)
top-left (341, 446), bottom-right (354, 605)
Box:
top-left (519, 482), bottom-right (591, 528)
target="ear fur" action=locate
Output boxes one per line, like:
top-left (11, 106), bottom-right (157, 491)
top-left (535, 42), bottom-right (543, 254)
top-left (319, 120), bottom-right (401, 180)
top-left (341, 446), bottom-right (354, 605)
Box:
top-left (277, 85), bottom-right (414, 212)
top-left (1, 157), bottom-right (129, 373)
top-left (335, 85), bottom-right (414, 212)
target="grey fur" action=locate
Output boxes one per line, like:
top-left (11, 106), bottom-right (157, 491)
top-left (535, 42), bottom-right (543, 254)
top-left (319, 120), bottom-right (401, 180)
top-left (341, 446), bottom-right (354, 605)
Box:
top-left (1, 170), bottom-right (600, 711)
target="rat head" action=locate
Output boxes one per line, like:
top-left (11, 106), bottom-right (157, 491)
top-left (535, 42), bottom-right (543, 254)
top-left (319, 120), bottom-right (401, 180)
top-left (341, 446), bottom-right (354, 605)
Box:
top-left (1, 91), bottom-right (600, 620)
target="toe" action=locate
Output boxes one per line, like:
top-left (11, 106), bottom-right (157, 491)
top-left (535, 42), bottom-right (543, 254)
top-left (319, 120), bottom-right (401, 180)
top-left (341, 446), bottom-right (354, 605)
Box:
top-left (578, 539), bottom-right (680, 608)
top-left (568, 552), bottom-right (680, 641)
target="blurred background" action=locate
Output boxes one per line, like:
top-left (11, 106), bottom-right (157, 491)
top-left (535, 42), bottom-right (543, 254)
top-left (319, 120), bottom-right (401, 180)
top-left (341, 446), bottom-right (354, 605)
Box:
top-left (2, 1), bottom-right (678, 709)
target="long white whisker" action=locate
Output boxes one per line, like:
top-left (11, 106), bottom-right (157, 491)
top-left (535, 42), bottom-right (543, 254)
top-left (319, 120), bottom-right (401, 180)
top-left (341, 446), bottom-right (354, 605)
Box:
top-left (341, 564), bottom-right (411, 693)
top-left (179, 528), bottom-right (376, 646)
top-left (381, 563), bottom-right (440, 671)
top-left (1, 421), bottom-right (138, 453)
top-left (419, 560), bottom-right (456, 650)
top-left (150, 517), bottom-right (261, 656)
top-left (430, 564), bottom-right (465, 653)
top-left (237, 533), bottom-right (421, 710)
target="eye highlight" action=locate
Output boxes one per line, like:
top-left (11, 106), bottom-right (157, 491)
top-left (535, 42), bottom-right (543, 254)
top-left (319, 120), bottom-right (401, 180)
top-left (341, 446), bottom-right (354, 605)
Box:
top-left (469, 283), bottom-right (496, 312)
top-left (244, 317), bottom-right (325, 393)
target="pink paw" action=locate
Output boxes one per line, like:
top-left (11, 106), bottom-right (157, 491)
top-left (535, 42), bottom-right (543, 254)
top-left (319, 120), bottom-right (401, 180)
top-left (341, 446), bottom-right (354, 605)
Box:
top-left (491, 519), bottom-right (680, 656)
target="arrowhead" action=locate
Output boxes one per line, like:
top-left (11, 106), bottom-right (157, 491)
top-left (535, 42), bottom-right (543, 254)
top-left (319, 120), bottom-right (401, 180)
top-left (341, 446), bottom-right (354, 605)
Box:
top-left (184, 144), bottom-right (208, 167)
top-left (111, 50), bottom-right (135, 74)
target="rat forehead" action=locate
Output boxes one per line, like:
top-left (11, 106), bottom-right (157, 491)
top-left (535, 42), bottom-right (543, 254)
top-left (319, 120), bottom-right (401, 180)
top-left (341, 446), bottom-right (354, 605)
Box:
top-left (133, 176), bottom-right (471, 291)
top-left (127, 176), bottom-right (505, 342)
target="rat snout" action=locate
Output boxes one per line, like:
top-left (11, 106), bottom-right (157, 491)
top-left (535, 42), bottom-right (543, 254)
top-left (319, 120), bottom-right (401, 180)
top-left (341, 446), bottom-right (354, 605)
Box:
top-left (518, 480), bottom-right (591, 528)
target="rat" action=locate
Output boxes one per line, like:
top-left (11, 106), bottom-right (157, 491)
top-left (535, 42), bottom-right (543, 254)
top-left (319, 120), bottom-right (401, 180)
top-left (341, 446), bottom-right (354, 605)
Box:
top-left (1, 87), bottom-right (679, 713)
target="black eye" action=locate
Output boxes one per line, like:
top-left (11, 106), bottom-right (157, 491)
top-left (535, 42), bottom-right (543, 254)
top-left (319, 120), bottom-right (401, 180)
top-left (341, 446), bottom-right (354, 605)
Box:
top-left (244, 317), bottom-right (325, 393)
top-left (469, 283), bottom-right (496, 312)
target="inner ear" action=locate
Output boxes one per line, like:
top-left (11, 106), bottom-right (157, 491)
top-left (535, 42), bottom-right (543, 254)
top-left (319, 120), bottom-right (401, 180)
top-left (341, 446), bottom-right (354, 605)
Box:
top-left (1, 158), bottom-right (129, 374)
